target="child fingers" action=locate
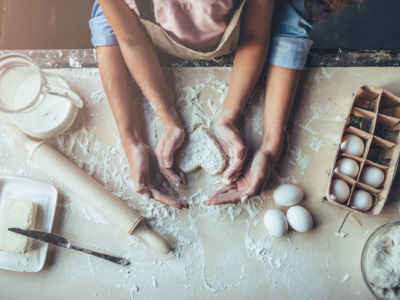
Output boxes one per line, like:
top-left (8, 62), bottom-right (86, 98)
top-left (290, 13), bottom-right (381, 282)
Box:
top-left (160, 179), bottom-right (179, 198)
top-left (178, 169), bottom-right (187, 185)
top-left (159, 166), bottom-right (183, 187)
top-left (163, 141), bottom-right (176, 169)
top-left (133, 183), bottom-right (152, 199)
top-left (150, 188), bottom-right (187, 209)
top-left (131, 169), bottom-right (150, 194)
top-left (155, 149), bottom-right (183, 187)
top-left (163, 136), bottom-right (183, 169)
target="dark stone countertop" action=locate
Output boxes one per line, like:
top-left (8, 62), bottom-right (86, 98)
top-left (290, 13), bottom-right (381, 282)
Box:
top-left (1, 48), bottom-right (400, 68)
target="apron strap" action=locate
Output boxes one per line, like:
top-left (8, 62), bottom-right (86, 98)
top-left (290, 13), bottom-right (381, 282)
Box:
top-left (135, 0), bottom-right (156, 23)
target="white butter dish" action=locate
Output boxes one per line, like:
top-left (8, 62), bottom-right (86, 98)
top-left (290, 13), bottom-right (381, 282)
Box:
top-left (0, 176), bottom-right (57, 272)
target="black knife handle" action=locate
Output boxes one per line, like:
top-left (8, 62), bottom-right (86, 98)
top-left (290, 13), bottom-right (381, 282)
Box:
top-left (69, 245), bottom-right (130, 266)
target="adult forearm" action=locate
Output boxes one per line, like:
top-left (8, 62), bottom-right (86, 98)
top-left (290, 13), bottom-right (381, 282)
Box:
top-left (220, 39), bottom-right (269, 123)
top-left (260, 65), bottom-right (301, 153)
top-left (97, 46), bottom-right (144, 145)
top-left (220, 0), bottom-right (274, 124)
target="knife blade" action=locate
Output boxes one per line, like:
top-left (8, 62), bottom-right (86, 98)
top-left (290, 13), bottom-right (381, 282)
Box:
top-left (8, 228), bottom-right (130, 266)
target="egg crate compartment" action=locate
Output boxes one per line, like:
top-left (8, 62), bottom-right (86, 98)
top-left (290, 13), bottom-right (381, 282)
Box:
top-left (347, 183), bottom-right (380, 212)
top-left (348, 108), bottom-right (375, 133)
top-left (352, 86), bottom-right (380, 112)
top-left (325, 86), bottom-right (400, 215)
top-left (342, 126), bottom-right (372, 158)
top-left (373, 113), bottom-right (400, 142)
top-left (334, 153), bottom-right (363, 175)
top-left (366, 136), bottom-right (396, 163)
top-left (358, 159), bottom-right (389, 189)
top-left (378, 89), bottom-right (400, 117)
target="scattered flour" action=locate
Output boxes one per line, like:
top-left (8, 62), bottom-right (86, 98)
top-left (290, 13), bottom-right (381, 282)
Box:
top-left (0, 67), bottom-right (367, 299)
top-left (69, 55), bottom-right (82, 68)
top-left (341, 273), bottom-right (351, 284)
top-left (335, 232), bottom-right (348, 238)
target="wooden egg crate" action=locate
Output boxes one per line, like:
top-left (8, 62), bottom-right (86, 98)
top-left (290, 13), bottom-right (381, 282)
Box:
top-left (325, 86), bottom-right (400, 215)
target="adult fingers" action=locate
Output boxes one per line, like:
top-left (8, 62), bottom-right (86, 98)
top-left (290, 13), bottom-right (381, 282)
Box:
top-left (206, 189), bottom-right (241, 206)
top-left (240, 176), bottom-right (264, 203)
top-left (221, 129), bottom-right (247, 183)
top-left (212, 183), bottom-right (237, 196)
top-left (222, 146), bottom-right (247, 184)
top-left (241, 151), bottom-right (276, 202)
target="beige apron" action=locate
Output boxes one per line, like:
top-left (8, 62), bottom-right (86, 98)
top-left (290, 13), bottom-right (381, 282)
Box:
top-left (137, 0), bottom-right (246, 60)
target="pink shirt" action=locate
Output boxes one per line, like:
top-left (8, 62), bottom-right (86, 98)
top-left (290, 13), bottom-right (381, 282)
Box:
top-left (124, 0), bottom-right (234, 52)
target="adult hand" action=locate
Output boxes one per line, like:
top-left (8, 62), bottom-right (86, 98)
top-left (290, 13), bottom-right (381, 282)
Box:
top-left (126, 142), bottom-right (189, 209)
top-left (155, 124), bottom-right (186, 187)
top-left (206, 150), bottom-right (277, 205)
top-left (214, 119), bottom-right (247, 184)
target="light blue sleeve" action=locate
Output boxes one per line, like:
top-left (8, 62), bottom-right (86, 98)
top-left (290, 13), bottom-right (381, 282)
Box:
top-left (89, 1), bottom-right (118, 47)
top-left (268, 0), bottom-right (313, 70)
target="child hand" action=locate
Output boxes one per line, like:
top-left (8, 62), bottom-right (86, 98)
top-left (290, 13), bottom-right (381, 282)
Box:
top-left (214, 120), bottom-right (247, 184)
top-left (155, 124), bottom-right (186, 187)
top-left (126, 143), bottom-right (188, 209)
top-left (206, 149), bottom-right (277, 205)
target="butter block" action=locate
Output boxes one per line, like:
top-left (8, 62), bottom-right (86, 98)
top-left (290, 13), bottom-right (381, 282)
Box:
top-left (0, 199), bottom-right (38, 253)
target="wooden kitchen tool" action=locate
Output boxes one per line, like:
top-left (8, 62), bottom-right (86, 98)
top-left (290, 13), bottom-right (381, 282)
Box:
top-left (4, 123), bottom-right (171, 254)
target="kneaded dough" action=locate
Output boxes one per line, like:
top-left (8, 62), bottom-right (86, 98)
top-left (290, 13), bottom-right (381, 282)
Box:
top-left (178, 127), bottom-right (226, 175)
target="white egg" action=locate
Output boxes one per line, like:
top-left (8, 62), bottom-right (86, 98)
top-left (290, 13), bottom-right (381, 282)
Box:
top-left (330, 179), bottom-right (350, 203)
top-left (335, 158), bottom-right (359, 178)
top-left (360, 167), bottom-right (385, 188)
top-left (340, 134), bottom-right (365, 156)
top-left (350, 190), bottom-right (373, 211)
top-left (286, 206), bottom-right (313, 233)
top-left (273, 184), bottom-right (304, 206)
top-left (264, 209), bottom-right (288, 237)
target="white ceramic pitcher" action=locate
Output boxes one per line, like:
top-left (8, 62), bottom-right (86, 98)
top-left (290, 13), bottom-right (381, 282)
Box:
top-left (0, 53), bottom-right (83, 139)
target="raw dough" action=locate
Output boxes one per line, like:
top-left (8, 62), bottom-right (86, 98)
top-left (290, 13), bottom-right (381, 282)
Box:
top-left (178, 127), bottom-right (226, 175)
top-left (0, 199), bottom-right (38, 253)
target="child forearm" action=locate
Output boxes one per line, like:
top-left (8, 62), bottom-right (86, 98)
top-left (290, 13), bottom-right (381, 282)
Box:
top-left (98, 0), bottom-right (181, 129)
top-left (260, 65), bottom-right (301, 154)
top-left (97, 46), bottom-right (145, 146)
top-left (117, 37), bottom-right (181, 129)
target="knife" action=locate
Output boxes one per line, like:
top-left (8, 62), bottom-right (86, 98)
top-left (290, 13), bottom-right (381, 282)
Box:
top-left (8, 228), bottom-right (130, 266)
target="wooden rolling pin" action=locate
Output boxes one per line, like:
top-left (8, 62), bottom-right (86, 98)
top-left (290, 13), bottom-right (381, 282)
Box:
top-left (4, 123), bottom-right (171, 254)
